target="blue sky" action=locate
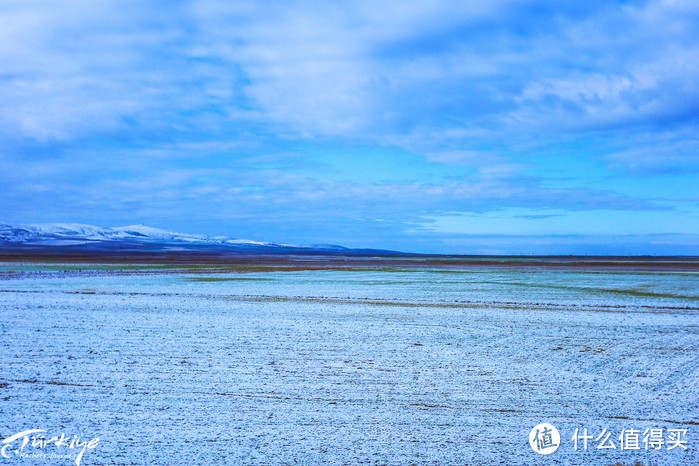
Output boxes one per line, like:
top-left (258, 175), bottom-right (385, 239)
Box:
top-left (1, 0), bottom-right (698, 254)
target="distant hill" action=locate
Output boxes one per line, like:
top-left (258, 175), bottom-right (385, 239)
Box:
top-left (0, 223), bottom-right (404, 256)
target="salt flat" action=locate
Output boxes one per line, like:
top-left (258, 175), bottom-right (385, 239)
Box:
top-left (0, 260), bottom-right (697, 464)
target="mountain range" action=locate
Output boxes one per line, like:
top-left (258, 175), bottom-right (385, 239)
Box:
top-left (0, 223), bottom-right (401, 256)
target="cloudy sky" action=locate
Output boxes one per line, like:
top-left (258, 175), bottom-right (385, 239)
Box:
top-left (2, 0), bottom-right (698, 254)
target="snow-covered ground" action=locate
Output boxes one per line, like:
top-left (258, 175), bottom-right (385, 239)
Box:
top-left (0, 264), bottom-right (697, 464)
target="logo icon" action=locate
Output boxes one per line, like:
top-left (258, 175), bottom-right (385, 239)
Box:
top-left (529, 423), bottom-right (560, 455)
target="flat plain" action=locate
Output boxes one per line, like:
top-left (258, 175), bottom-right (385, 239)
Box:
top-left (0, 255), bottom-right (697, 464)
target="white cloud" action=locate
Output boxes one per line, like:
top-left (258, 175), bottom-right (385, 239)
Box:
top-left (1, 0), bottom-right (698, 150)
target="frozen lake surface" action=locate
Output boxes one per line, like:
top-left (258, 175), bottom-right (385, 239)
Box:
top-left (0, 258), bottom-right (697, 464)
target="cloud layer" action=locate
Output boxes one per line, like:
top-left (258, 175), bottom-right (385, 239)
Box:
top-left (1, 0), bottom-right (698, 253)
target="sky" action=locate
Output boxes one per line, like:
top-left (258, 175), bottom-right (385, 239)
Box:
top-left (1, 0), bottom-right (698, 254)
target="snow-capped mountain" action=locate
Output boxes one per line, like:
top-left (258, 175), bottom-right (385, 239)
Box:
top-left (0, 223), bottom-right (396, 255)
top-left (1, 223), bottom-right (242, 245)
top-left (0, 223), bottom-right (336, 253)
